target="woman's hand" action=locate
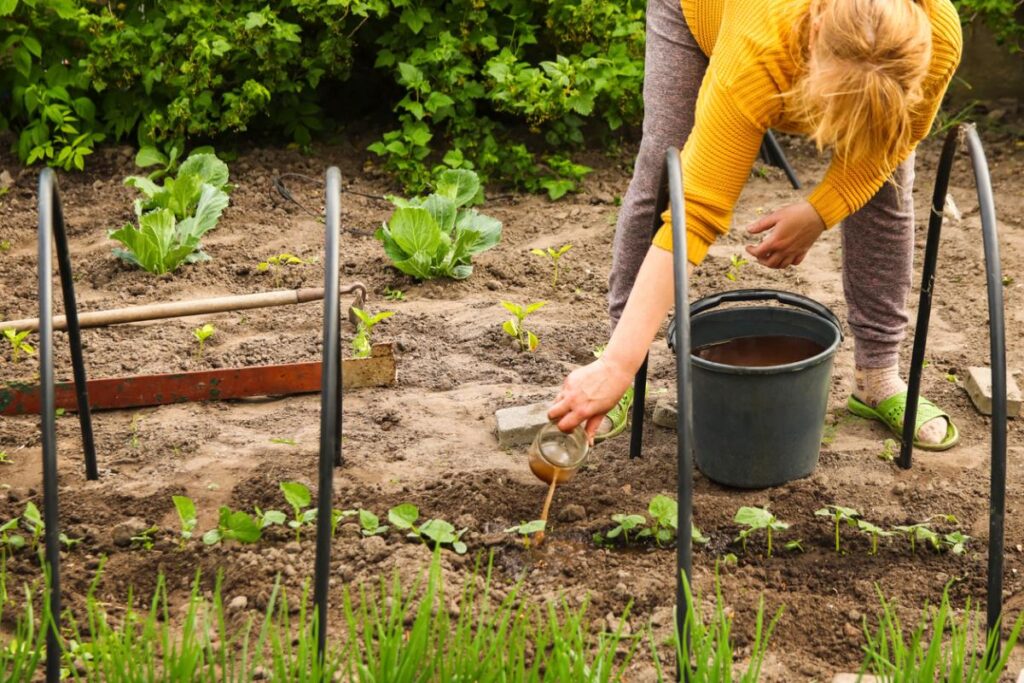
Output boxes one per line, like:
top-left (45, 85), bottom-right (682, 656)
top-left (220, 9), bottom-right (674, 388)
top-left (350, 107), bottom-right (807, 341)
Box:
top-left (744, 201), bottom-right (826, 269)
top-left (548, 355), bottom-right (635, 443)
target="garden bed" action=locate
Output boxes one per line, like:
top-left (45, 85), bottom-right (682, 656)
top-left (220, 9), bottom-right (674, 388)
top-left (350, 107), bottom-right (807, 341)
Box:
top-left (2, 127), bottom-right (1024, 680)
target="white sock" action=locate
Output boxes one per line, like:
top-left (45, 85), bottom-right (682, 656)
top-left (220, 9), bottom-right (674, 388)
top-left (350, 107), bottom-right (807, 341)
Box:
top-left (853, 365), bottom-right (947, 445)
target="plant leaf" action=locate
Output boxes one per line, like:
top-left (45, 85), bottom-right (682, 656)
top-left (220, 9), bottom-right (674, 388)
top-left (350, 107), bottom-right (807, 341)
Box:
top-left (280, 481), bottom-right (311, 510)
top-left (388, 503), bottom-right (419, 529)
top-left (422, 193), bottom-right (457, 234)
top-left (455, 210), bottom-right (502, 255)
top-left (434, 169), bottom-right (480, 207)
top-left (734, 506), bottom-right (773, 529)
top-left (177, 152), bottom-right (229, 190)
top-left (135, 146), bottom-right (168, 169)
top-left (388, 207), bottom-right (441, 259)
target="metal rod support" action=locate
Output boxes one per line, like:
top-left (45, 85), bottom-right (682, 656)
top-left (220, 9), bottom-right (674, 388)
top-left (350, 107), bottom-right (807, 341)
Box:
top-left (761, 131), bottom-right (802, 190)
top-left (666, 148), bottom-right (694, 680)
top-left (314, 168), bottom-right (343, 662)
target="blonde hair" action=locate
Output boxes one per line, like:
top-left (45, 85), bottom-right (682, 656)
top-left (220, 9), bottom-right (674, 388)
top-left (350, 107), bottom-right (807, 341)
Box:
top-left (786, 0), bottom-right (933, 167)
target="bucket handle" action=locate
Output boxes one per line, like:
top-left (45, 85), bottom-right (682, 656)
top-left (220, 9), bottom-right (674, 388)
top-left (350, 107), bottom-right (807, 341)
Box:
top-left (690, 288), bottom-right (844, 340)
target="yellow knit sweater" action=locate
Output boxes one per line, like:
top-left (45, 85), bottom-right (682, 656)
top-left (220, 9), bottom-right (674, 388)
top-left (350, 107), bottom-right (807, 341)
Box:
top-left (653, 0), bottom-right (963, 264)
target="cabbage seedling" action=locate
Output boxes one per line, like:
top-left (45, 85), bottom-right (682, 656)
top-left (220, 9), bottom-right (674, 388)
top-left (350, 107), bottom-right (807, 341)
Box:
top-left (356, 509), bottom-right (388, 537)
top-left (893, 522), bottom-right (941, 554)
top-left (815, 505), bottom-right (861, 553)
top-left (388, 503), bottom-right (467, 554)
top-left (0, 518), bottom-right (25, 551)
top-left (725, 253), bottom-right (748, 282)
top-left (501, 301), bottom-right (547, 352)
top-left (607, 514), bottom-right (646, 543)
top-left (531, 244), bottom-right (572, 289)
top-left (172, 495), bottom-right (198, 549)
top-left (193, 324), bottom-right (215, 358)
top-left (202, 507), bottom-right (262, 545)
top-left (943, 531), bottom-right (970, 555)
top-left (254, 507), bottom-right (287, 529)
top-left (351, 307), bottom-right (395, 359)
top-left (639, 495), bottom-right (678, 546)
top-left (734, 506), bottom-right (790, 557)
top-left (505, 520), bottom-right (546, 548)
top-left (280, 481), bottom-right (317, 542)
top-left (3, 329), bottom-right (34, 363)
top-left (856, 519), bottom-right (893, 555)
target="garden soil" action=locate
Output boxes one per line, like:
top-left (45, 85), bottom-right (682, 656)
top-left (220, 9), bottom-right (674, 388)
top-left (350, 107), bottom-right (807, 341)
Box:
top-left (2, 126), bottom-right (1024, 681)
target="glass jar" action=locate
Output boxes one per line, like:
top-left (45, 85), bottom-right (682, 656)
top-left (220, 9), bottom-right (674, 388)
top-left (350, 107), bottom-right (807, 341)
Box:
top-left (528, 421), bottom-right (589, 484)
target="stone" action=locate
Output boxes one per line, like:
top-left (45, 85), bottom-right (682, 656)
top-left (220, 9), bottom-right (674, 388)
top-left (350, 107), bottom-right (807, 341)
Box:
top-left (111, 517), bottom-right (150, 547)
top-left (495, 402), bottom-right (550, 448)
top-left (964, 366), bottom-right (1022, 417)
top-left (228, 595), bottom-right (248, 612)
top-left (0, 170), bottom-right (13, 189)
top-left (558, 504), bottom-right (586, 522)
top-left (653, 398), bottom-right (677, 429)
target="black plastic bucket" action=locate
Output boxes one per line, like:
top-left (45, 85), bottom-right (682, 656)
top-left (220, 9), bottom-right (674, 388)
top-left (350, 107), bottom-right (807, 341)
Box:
top-left (669, 290), bottom-right (843, 489)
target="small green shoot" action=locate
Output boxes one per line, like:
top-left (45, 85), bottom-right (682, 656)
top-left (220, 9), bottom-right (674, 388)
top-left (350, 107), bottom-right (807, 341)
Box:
top-left (501, 301), bottom-right (546, 352)
top-left (202, 507), bottom-right (262, 545)
top-left (387, 503), bottom-right (467, 554)
top-left (734, 506), bottom-right (790, 557)
top-left (21, 502), bottom-right (43, 549)
top-left (0, 518), bottom-right (25, 551)
top-left (943, 531), bottom-right (970, 555)
top-left (856, 519), bottom-right (893, 556)
top-left (893, 522), bottom-right (941, 554)
top-left (504, 520), bottom-right (546, 548)
top-left (280, 481), bottom-right (317, 542)
top-left (784, 539), bottom-right (804, 553)
top-left (351, 307), bottom-right (395, 359)
top-left (638, 495), bottom-right (678, 546)
top-left (0, 450), bottom-right (11, 465)
top-left (257, 253), bottom-right (304, 287)
top-left (607, 514), bottom-right (645, 543)
top-left (815, 505), bottom-right (861, 553)
top-left (725, 254), bottom-right (748, 282)
top-left (530, 244), bottom-right (573, 289)
top-left (879, 438), bottom-right (898, 462)
top-left (254, 506), bottom-right (287, 529)
top-left (172, 495), bottom-right (197, 549)
top-left (945, 372), bottom-right (959, 383)
top-left (269, 437), bottom-right (297, 446)
top-left (193, 323), bottom-right (215, 359)
top-left (383, 286), bottom-right (406, 301)
top-left (3, 329), bottom-right (35, 363)
top-left (1003, 275), bottom-right (1014, 286)
top-left (130, 525), bottom-right (160, 551)
top-left (356, 509), bottom-right (388, 537)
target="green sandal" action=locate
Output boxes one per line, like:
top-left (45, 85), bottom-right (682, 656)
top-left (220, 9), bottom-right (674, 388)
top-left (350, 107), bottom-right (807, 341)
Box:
top-left (847, 392), bottom-right (960, 452)
top-left (594, 386), bottom-right (634, 444)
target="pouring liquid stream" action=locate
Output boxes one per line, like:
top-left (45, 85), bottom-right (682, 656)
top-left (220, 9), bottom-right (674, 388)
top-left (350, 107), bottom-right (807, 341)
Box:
top-left (528, 439), bottom-right (579, 545)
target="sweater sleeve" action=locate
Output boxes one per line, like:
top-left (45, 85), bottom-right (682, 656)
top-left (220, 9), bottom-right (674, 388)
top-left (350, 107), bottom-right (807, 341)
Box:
top-left (806, 29), bottom-right (963, 228)
top-left (652, 74), bottom-right (765, 265)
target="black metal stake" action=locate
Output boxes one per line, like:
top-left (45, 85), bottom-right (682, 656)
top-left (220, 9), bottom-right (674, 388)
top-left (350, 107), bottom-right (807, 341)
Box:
top-left (314, 168), bottom-right (343, 662)
top-left (899, 124), bottom-right (1007, 650)
top-left (665, 149), bottom-right (694, 680)
top-left (760, 131), bottom-right (802, 190)
top-left (38, 169), bottom-right (63, 683)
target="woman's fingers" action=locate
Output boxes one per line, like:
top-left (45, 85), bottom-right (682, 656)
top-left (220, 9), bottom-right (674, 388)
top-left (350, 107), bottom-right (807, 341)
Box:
top-left (746, 213), bottom-right (778, 235)
top-left (583, 414), bottom-right (605, 445)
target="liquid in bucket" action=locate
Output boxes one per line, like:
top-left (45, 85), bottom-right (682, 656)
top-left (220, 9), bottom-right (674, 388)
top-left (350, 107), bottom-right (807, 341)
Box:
top-left (692, 335), bottom-right (824, 367)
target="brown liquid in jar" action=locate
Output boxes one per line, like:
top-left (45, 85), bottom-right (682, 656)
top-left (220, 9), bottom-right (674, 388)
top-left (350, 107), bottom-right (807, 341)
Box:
top-left (528, 440), bottom-right (578, 484)
top-left (692, 335), bottom-right (824, 367)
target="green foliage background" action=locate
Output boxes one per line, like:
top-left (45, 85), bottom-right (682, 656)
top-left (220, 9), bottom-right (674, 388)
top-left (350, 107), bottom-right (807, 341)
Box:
top-left (0, 0), bottom-right (1018, 189)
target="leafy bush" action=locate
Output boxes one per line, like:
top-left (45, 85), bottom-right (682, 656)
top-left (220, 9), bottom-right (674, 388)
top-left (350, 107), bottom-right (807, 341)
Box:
top-left (376, 169), bottom-right (501, 280)
top-left (109, 151), bottom-right (231, 274)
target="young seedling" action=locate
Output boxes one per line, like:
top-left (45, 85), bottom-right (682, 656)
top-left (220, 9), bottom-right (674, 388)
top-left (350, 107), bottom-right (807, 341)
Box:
top-left (21, 502), bottom-right (43, 549)
top-left (202, 507), bottom-right (262, 545)
top-left (734, 506), bottom-right (790, 557)
top-left (505, 520), bottom-right (546, 548)
top-left (725, 253), bottom-right (749, 282)
top-left (784, 539), bottom-right (804, 553)
top-left (387, 503), bottom-right (467, 554)
top-left (893, 522), bottom-right (941, 554)
top-left (607, 514), bottom-right (646, 543)
top-left (856, 519), bottom-right (893, 555)
top-left (280, 481), bottom-right (317, 542)
top-left (639, 495), bottom-right (678, 546)
top-left (531, 244), bottom-right (573, 289)
top-left (193, 323), bottom-right (215, 359)
top-left (0, 450), bottom-right (11, 464)
top-left (172, 495), bottom-right (198, 550)
top-left (356, 509), bottom-right (388, 537)
top-left (130, 525), bottom-right (160, 551)
top-left (501, 301), bottom-right (547, 352)
top-left (3, 329), bottom-right (34, 363)
top-left (383, 286), bottom-right (405, 301)
top-left (878, 438), bottom-right (898, 462)
top-left (351, 307), bottom-right (395, 359)
top-left (254, 506), bottom-right (287, 529)
top-left (0, 518), bottom-right (25, 551)
top-left (815, 505), bottom-right (862, 553)
top-left (943, 531), bottom-right (970, 555)
top-left (257, 253), bottom-right (304, 288)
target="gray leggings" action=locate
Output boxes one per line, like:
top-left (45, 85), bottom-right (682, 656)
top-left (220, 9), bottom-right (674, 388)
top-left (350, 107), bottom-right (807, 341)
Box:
top-left (608, 0), bottom-right (914, 369)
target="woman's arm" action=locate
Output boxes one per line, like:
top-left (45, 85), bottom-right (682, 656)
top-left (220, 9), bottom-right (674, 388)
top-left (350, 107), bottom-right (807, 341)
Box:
top-left (548, 247), bottom-right (688, 440)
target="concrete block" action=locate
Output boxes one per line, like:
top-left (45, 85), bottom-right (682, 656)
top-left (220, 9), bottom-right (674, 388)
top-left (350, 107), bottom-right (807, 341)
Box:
top-left (964, 366), bottom-right (1021, 417)
top-left (831, 675), bottom-right (878, 683)
top-left (653, 398), bottom-right (677, 428)
top-left (495, 402), bottom-right (550, 448)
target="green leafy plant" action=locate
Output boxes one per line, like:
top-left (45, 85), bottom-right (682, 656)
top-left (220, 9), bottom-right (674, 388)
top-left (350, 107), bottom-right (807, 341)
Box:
top-left (110, 152), bottom-right (231, 274)
top-left (342, 509), bottom-right (389, 537)
top-left (856, 519), bottom-right (894, 556)
top-left (638, 495), bottom-right (677, 546)
top-left (0, 518), bottom-right (25, 551)
top-left (280, 481), bottom-right (317, 542)
top-left (537, 156), bottom-right (592, 200)
top-left (3, 329), bottom-right (34, 363)
top-left (383, 286), bottom-right (406, 301)
top-left (725, 254), bottom-right (749, 282)
top-left (201, 507), bottom-right (262, 545)
top-left (21, 501), bottom-right (43, 549)
top-left (258, 253), bottom-right (304, 288)
top-left (254, 506), bottom-right (287, 529)
top-left (606, 514), bottom-right (645, 543)
top-left (192, 323), bottom-right (215, 359)
top-left (531, 244), bottom-right (573, 289)
top-left (943, 531), bottom-right (971, 555)
top-left (351, 307), bottom-right (395, 359)
top-left (894, 522), bottom-right (942, 554)
top-left (879, 438), bottom-right (898, 462)
top-left (504, 520), bottom-right (546, 548)
top-left (734, 506), bottom-right (790, 557)
top-left (388, 503), bottom-right (467, 554)
top-left (0, 450), bottom-right (10, 464)
top-left (375, 170), bottom-right (502, 280)
top-left (815, 505), bottom-right (862, 553)
top-left (171, 495), bottom-right (197, 550)
top-left (130, 525), bottom-right (160, 551)
top-left (501, 301), bottom-right (547, 352)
